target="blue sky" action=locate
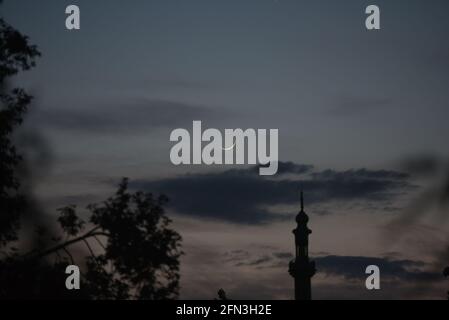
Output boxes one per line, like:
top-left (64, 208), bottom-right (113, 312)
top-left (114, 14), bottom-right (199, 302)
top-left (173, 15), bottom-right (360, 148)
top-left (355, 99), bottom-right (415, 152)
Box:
top-left (5, 0), bottom-right (449, 170)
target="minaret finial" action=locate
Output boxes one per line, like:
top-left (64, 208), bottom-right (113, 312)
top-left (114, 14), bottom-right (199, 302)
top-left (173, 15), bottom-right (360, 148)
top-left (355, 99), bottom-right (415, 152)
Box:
top-left (300, 190), bottom-right (304, 212)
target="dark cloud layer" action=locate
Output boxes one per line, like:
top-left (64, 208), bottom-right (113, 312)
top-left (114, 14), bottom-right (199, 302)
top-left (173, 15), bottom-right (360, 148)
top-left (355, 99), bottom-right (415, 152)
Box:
top-left (31, 99), bottom-right (220, 133)
top-left (225, 250), bottom-right (441, 283)
top-left (217, 249), bottom-right (447, 299)
top-left (133, 161), bottom-right (412, 224)
top-left (315, 255), bottom-right (440, 282)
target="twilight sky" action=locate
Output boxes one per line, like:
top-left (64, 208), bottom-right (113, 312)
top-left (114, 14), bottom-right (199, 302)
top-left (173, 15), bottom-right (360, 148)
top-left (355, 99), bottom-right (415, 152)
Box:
top-left (3, 0), bottom-right (449, 299)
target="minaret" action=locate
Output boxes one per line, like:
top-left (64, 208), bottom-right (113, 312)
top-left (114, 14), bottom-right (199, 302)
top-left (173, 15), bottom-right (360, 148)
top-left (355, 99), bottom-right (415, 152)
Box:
top-left (289, 191), bottom-right (316, 300)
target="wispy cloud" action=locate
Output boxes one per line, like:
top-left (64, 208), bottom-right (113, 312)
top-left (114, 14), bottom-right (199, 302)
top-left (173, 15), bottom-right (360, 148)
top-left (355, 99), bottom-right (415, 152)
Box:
top-left (329, 95), bottom-right (392, 117)
top-left (31, 99), bottom-right (224, 134)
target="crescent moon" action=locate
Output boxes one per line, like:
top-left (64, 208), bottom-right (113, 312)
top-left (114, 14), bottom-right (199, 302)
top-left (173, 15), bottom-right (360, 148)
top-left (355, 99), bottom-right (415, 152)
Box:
top-left (222, 142), bottom-right (236, 151)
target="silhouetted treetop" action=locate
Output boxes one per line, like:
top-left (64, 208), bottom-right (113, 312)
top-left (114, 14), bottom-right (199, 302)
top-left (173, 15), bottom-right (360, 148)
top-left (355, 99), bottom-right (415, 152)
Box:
top-left (0, 7), bottom-right (40, 246)
top-left (17, 178), bottom-right (183, 300)
top-left (1, 178), bottom-right (183, 299)
top-left (0, 17), bottom-right (40, 82)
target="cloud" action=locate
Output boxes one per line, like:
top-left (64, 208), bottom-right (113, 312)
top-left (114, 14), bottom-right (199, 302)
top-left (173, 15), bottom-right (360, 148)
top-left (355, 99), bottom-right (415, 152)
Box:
top-left (133, 161), bottom-right (412, 224)
top-left (329, 95), bottom-right (392, 117)
top-left (31, 99), bottom-right (222, 134)
top-left (399, 154), bottom-right (445, 177)
top-left (143, 77), bottom-right (214, 90)
top-left (199, 247), bottom-right (447, 299)
top-left (225, 250), bottom-right (441, 283)
top-left (268, 162), bottom-right (313, 175)
top-left (315, 255), bottom-right (441, 282)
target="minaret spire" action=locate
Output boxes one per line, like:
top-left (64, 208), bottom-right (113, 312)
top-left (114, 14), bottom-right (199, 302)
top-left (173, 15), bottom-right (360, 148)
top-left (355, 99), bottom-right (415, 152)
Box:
top-left (289, 191), bottom-right (316, 300)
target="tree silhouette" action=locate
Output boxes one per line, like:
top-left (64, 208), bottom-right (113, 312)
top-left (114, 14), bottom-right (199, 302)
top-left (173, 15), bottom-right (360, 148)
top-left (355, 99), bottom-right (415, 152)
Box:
top-left (45, 179), bottom-right (182, 300)
top-left (216, 288), bottom-right (230, 300)
top-left (0, 1), bottom-right (40, 246)
top-left (0, 4), bottom-right (182, 299)
top-left (0, 179), bottom-right (183, 299)
top-left (444, 267), bottom-right (449, 300)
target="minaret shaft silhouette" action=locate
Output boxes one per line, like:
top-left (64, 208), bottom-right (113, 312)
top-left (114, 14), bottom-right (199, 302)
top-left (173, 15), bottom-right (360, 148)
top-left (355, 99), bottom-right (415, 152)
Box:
top-left (289, 191), bottom-right (316, 300)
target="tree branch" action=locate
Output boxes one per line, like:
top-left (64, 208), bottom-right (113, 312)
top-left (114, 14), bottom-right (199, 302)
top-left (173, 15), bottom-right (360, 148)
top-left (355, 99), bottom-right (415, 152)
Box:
top-left (93, 235), bottom-right (106, 250)
top-left (83, 239), bottom-right (95, 258)
top-left (21, 227), bottom-right (110, 262)
top-left (62, 247), bottom-right (75, 265)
